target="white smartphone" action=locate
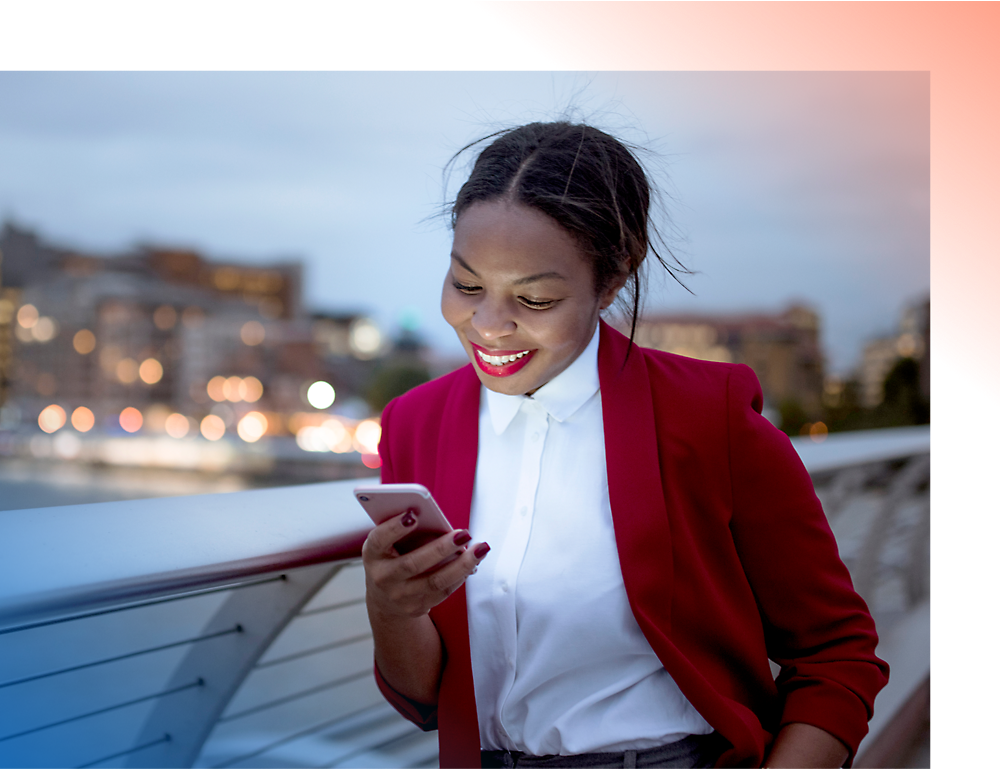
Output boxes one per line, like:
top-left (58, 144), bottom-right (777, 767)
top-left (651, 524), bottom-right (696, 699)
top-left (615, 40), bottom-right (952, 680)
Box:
top-left (354, 483), bottom-right (455, 555)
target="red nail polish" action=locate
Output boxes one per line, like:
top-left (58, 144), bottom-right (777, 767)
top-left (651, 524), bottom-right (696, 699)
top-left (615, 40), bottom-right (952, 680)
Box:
top-left (454, 531), bottom-right (472, 546)
top-left (401, 511), bottom-right (417, 527)
top-left (473, 543), bottom-right (491, 559)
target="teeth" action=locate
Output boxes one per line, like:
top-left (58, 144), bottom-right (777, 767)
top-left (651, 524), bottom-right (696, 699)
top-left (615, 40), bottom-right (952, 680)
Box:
top-left (477, 349), bottom-right (529, 366)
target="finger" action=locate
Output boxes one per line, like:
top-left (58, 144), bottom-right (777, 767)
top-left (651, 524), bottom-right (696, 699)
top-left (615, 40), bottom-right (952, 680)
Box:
top-left (422, 541), bottom-right (491, 596)
top-left (395, 529), bottom-right (473, 577)
top-left (364, 508), bottom-right (419, 558)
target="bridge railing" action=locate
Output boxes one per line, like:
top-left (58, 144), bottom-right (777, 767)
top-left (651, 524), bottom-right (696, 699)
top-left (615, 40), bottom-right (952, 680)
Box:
top-left (0, 425), bottom-right (929, 768)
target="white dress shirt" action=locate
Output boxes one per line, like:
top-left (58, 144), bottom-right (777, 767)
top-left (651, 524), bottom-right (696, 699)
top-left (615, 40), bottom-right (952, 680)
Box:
top-left (466, 324), bottom-right (713, 755)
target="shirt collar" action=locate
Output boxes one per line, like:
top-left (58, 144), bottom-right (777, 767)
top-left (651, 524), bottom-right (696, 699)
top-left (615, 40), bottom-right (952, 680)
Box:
top-left (485, 323), bottom-right (601, 435)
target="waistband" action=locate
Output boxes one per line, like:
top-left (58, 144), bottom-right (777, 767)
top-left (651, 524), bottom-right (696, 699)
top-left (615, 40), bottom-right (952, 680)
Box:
top-left (480, 732), bottom-right (728, 768)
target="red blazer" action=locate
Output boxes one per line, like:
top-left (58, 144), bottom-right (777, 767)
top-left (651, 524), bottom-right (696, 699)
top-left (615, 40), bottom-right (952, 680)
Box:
top-left (375, 320), bottom-right (888, 768)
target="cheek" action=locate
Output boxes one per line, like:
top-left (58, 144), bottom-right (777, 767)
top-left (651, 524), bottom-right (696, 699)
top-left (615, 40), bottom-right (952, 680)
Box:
top-left (440, 285), bottom-right (466, 329)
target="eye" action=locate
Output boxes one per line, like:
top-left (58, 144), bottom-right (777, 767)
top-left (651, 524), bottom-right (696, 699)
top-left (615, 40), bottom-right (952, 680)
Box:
top-left (452, 280), bottom-right (481, 295)
top-left (519, 296), bottom-right (556, 310)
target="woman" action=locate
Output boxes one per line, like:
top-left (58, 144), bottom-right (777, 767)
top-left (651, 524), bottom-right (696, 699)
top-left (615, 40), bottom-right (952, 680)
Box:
top-left (362, 122), bottom-right (888, 768)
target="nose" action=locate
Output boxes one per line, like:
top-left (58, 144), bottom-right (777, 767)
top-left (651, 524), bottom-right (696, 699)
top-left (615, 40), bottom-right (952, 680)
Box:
top-left (470, 297), bottom-right (516, 341)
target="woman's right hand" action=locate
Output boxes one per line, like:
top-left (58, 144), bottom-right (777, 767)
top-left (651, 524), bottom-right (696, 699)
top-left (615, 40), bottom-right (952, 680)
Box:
top-left (362, 509), bottom-right (490, 621)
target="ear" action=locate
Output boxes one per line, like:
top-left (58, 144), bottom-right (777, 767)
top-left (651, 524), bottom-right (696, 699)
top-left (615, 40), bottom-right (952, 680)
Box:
top-left (598, 272), bottom-right (629, 311)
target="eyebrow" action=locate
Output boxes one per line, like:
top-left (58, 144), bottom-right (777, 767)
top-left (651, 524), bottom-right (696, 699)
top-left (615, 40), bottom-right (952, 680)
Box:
top-left (450, 253), bottom-right (568, 286)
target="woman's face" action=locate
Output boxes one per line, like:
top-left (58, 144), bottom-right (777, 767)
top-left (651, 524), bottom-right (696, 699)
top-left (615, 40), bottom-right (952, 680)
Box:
top-left (441, 200), bottom-right (623, 396)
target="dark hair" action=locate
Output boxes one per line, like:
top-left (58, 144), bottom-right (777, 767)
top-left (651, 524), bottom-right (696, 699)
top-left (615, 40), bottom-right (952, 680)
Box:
top-left (449, 121), bottom-right (691, 350)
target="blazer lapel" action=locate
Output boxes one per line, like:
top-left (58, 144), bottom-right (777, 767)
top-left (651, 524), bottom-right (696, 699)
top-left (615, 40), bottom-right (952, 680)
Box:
top-left (598, 320), bottom-right (675, 636)
top-left (429, 365), bottom-right (482, 768)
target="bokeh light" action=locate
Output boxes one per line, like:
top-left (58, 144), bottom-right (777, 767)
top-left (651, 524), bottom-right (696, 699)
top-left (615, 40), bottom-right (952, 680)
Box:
top-left (32, 317), bottom-right (57, 342)
top-left (240, 320), bottom-right (266, 346)
top-left (242, 376), bottom-right (263, 403)
top-left (224, 376), bottom-right (243, 402)
top-left (153, 304), bottom-right (177, 330)
top-left (809, 421), bottom-right (829, 443)
top-left (207, 376), bottom-right (227, 402)
top-left (165, 413), bottom-right (190, 439)
top-left (53, 432), bottom-right (82, 460)
top-left (306, 381), bottom-right (335, 409)
top-left (349, 317), bottom-right (382, 358)
top-left (73, 329), bottom-right (96, 354)
top-left (116, 358), bottom-right (139, 384)
top-left (139, 358), bottom-right (164, 385)
top-left (323, 418), bottom-right (354, 453)
top-left (119, 407), bottom-right (143, 433)
top-left (71, 406), bottom-right (95, 432)
top-left (354, 419), bottom-right (382, 455)
top-left (38, 404), bottom-right (66, 433)
top-left (16, 304), bottom-right (39, 328)
top-left (200, 414), bottom-right (226, 441)
top-left (237, 411), bottom-right (268, 443)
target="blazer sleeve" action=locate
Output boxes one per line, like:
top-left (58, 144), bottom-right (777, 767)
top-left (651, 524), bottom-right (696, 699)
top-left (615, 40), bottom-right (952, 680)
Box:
top-left (371, 396), bottom-right (441, 731)
top-left (724, 364), bottom-right (889, 763)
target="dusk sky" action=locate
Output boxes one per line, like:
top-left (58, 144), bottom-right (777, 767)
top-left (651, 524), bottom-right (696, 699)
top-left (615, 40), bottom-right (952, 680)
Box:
top-left (0, 71), bottom-right (928, 375)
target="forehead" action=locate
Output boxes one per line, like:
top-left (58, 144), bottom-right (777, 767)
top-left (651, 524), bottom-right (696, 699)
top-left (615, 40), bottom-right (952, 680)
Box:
top-left (452, 201), bottom-right (592, 283)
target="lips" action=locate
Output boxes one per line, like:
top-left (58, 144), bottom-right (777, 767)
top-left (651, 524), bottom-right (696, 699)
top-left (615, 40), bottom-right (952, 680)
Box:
top-left (469, 341), bottom-right (536, 378)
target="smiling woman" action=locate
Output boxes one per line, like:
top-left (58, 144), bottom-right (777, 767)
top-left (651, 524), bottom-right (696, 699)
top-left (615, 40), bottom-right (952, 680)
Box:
top-left (443, 202), bottom-right (622, 396)
top-left (362, 121), bottom-right (889, 769)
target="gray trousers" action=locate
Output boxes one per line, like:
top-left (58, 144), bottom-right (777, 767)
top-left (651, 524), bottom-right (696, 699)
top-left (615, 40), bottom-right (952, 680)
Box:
top-left (479, 732), bottom-right (730, 769)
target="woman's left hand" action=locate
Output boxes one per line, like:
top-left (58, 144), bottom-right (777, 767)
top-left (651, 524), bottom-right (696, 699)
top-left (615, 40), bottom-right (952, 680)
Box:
top-left (762, 723), bottom-right (850, 768)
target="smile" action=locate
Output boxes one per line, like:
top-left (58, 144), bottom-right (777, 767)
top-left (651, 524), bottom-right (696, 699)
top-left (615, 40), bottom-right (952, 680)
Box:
top-left (477, 349), bottom-right (529, 366)
top-left (470, 342), bottom-right (536, 377)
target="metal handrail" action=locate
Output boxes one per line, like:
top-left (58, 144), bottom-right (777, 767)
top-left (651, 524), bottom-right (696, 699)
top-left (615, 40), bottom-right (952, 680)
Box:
top-left (0, 426), bottom-right (930, 768)
top-left (0, 478), bottom-right (378, 632)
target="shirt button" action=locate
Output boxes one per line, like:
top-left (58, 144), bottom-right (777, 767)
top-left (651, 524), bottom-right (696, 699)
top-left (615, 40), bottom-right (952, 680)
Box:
top-left (519, 505), bottom-right (528, 516)
top-left (532, 432), bottom-right (541, 441)
top-left (500, 581), bottom-right (509, 593)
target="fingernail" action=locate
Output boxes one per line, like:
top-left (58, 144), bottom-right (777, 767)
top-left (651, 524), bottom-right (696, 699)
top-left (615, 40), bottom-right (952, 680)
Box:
top-left (473, 543), bottom-right (491, 559)
top-left (401, 510), bottom-right (417, 527)
top-left (453, 531), bottom-right (472, 546)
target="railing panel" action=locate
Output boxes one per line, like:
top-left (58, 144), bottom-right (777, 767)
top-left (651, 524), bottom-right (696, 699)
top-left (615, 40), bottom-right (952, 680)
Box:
top-left (193, 561), bottom-right (436, 770)
top-left (0, 430), bottom-right (929, 768)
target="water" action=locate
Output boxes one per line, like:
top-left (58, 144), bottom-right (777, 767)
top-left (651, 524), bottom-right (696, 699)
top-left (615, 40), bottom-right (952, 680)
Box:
top-left (0, 459), bottom-right (252, 512)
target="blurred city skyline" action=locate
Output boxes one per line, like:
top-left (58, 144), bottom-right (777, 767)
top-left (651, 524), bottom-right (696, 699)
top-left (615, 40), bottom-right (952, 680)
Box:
top-left (0, 71), bottom-right (929, 375)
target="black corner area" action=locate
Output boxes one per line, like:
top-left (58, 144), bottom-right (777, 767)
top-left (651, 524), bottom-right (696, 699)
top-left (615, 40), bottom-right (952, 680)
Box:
top-left (958, 450), bottom-right (989, 770)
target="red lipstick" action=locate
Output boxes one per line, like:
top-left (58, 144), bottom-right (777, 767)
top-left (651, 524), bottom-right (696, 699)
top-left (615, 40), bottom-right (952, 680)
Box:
top-left (469, 341), bottom-right (536, 378)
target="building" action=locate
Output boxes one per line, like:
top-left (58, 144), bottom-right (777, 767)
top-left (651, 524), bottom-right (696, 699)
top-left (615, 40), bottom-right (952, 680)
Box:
top-left (631, 304), bottom-right (825, 419)
top-left (857, 298), bottom-right (930, 408)
top-left (0, 221), bottom-right (385, 446)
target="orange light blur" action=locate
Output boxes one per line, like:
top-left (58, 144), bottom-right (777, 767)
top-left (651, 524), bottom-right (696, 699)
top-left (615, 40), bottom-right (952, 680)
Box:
top-left (237, 411), bottom-right (268, 443)
top-left (16, 304), bottom-right (39, 328)
top-left (224, 376), bottom-right (243, 402)
top-left (153, 305), bottom-right (177, 330)
top-left (362, 454), bottom-right (382, 469)
top-left (164, 413), bottom-right (190, 439)
top-left (240, 320), bottom-right (265, 346)
top-left (354, 419), bottom-right (382, 455)
top-left (38, 404), bottom-right (66, 433)
top-left (207, 376), bottom-right (227, 402)
top-left (73, 329), bottom-right (97, 354)
top-left (139, 358), bottom-right (164, 385)
top-left (200, 414), bottom-right (226, 441)
top-left (119, 407), bottom-right (143, 433)
top-left (116, 358), bottom-right (139, 384)
top-left (242, 376), bottom-right (263, 403)
top-left (71, 406), bottom-right (95, 432)
top-left (809, 421), bottom-right (829, 443)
